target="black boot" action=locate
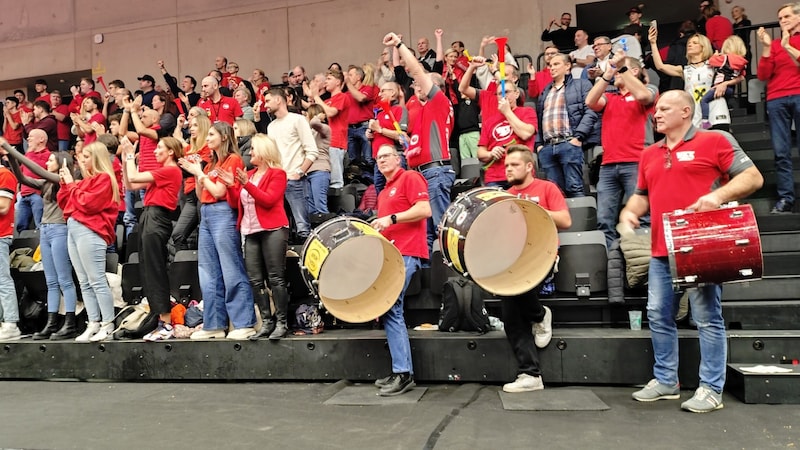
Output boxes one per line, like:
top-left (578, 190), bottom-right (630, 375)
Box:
top-left (268, 286), bottom-right (289, 340)
top-left (378, 372), bottom-right (416, 397)
top-left (33, 313), bottom-right (61, 340)
top-left (50, 312), bottom-right (78, 340)
top-left (250, 289), bottom-right (276, 340)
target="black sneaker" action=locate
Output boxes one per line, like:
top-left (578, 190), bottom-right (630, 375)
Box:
top-left (771, 199), bottom-right (794, 214)
top-left (374, 374), bottom-right (393, 388)
top-left (378, 373), bottom-right (415, 397)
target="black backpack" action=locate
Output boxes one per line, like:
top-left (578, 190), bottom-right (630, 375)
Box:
top-left (439, 277), bottom-right (490, 333)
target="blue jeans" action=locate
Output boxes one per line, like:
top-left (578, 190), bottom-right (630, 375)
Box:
top-left (58, 140), bottom-right (70, 151)
top-left (15, 193), bottom-right (44, 232)
top-left (700, 87), bottom-right (733, 120)
top-left (285, 179), bottom-right (310, 238)
top-left (347, 124), bottom-right (373, 165)
top-left (597, 162), bottom-right (649, 249)
top-left (305, 170), bottom-right (330, 215)
top-left (67, 218), bottom-right (114, 323)
top-left (0, 237), bottom-right (19, 323)
top-left (421, 164), bottom-right (456, 258)
top-left (647, 257), bottom-right (727, 393)
top-left (198, 202), bottom-right (256, 330)
top-left (384, 255), bottom-right (421, 374)
top-left (329, 146), bottom-right (346, 189)
top-left (538, 141), bottom-right (585, 197)
top-left (40, 223), bottom-right (79, 313)
top-left (767, 95), bottom-right (800, 205)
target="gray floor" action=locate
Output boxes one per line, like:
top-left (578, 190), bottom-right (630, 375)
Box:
top-left (1, 381), bottom-right (798, 449)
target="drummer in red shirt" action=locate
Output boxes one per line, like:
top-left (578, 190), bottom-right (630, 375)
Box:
top-left (370, 144), bottom-right (431, 397)
top-left (620, 90), bottom-right (762, 413)
top-left (500, 145), bottom-right (571, 393)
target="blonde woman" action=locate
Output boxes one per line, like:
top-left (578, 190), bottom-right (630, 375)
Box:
top-left (171, 114), bottom-right (211, 254)
top-left (57, 142), bottom-right (121, 342)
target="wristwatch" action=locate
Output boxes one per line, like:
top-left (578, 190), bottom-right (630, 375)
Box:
top-left (390, 214), bottom-right (397, 224)
top-left (295, 168), bottom-right (305, 177)
top-left (617, 66), bottom-right (629, 74)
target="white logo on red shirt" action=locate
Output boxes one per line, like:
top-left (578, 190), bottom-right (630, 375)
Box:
top-left (388, 187), bottom-right (397, 197)
top-left (222, 104), bottom-right (230, 109)
top-left (676, 151), bottom-right (695, 162)
top-left (492, 122), bottom-right (513, 142)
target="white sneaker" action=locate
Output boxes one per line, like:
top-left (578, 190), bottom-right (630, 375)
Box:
top-left (89, 322), bottom-right (114, 342)
top-left (533, 306), bottom-right (552, 348)
top-left (0, 322), bottom-right (22, 341)
top-left (227, 327), bottom-right (256, 340)
top-left (503, 373), bottom-right (544, 393)
top-left (190, 328), bottom-right (226, 340)
top-left (75, 322), bottom-right (101, 343)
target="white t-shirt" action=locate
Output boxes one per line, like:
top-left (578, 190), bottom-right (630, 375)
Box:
top-left (569, 45), bottom-right (595, 79)
top-left (684, 62), bottom-right (731, 127)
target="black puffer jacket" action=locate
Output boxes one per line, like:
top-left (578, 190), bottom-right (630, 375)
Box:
top-left (607, 239), bottom-right (625, 304)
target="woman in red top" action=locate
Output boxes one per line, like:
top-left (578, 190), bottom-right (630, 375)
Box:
top-left (221, 135), bottom-right (289, 339)
top-left (179, 122), bottom-right (256, 340)
top-left (122, 136), bottom-right (183, 341)
top-left (58, 141), bottom-right (120, 342)
top-left (170, 114), bottom-right (211, 255)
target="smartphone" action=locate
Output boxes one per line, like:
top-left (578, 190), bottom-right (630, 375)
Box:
top-left (650, 19), bottom-right (657, 30)
top-left (62, 157), bottom-right (67, 169)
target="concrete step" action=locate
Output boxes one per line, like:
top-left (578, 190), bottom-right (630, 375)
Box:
top-left (722, 276), bottom-right (800, 301)
top-left (764, 252), bottom-right (800, 276)
top-left (728, 363), bottom-right (800, 404)
top-left (760, 230), bottom-right (800, 253)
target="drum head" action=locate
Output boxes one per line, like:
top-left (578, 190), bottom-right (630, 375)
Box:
top-left (464, 199), bottom-right (558, 296)
top-left (318, 235), bottom-right (405, 323)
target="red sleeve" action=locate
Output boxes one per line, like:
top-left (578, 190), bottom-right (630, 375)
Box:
top-left (543, 181), bottom-right (568, 212)
top-left (405, 171), bottom-right (430, 204)
top-left (360, 85), bottom-right (378, 104)
top-left (59, 173), bottom-right (114, 215)
top-left (242, 168), bottom-right (287, 209)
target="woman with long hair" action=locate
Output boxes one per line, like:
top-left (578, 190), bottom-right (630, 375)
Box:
top-left (220, 135), bottom-right (290, 339)
top-left (179, 122), bottom-right (256, 340)
top-left (121, 136), bottom-right (183, 340)
top-left (57, 141), bottom-right (120, 342)
top-left (1, 142), bottom-right (79, 340)
top-left (171, 114), bottom-right (211, 254)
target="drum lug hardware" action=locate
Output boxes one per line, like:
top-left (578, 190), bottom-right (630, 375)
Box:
top-left (675, 219), bottom-right (688, 226)
top-left (730, 210), bottom-right (743, 219)
top-left (679, 246), bottom-right (693, 253)
top-left (735, 239), bottom-right (750, 246)
top-left (739, 268), bottom-right (754, 277)
top-left (684, 275), bottom-right (698, 283)
top-left (331, 228), bottom-right (353, 244)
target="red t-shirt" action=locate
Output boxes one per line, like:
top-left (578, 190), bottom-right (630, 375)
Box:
top-left (348, 85), bottom-right (378, 124)
top-left (183, 144), bottom-right (212, 194)
top-left (757, 34), bottom-right (800, 102)
top-left (19, 148), bottom-right (50, 197)
top-left (68, 91), bottom-right (102, 115)
top-left (83, 112), bottom-right (106, 145)
top-left (507, 177), bottom-right (568, 212)
top-left (478, 107), bottom-right (538, 183)
top-left (527, 70), bottom-right (553, 99)
top-left (53, 104), bottom-right (71, 140)
top-left (3, 111), bottom-right (23, 145)
top-left (371, 104), bottom-right (406, 157)
top-left (137, 125), bottom-right (162, 173)
top-left (57, 172), bottom-right (118, 245)
top-left (0, 168), bottom-right (17, 238)
top-left (144, 165), bottom-right (182, 210)
top-left (198, 96), bottom-right (243, 125)
top-left (377, 168), bottom-right (430, 258)
top-left (325, 92), bottom-right (351, 149)
top-left (600, 90), bottom-right (656, 164)
top-left (35, 94), bottom-right (52, 105)
top-left (200, 153), bottom-right (245, 204)
top-left (406, 87), bottom-right (452, 168)
top-left (637, 130), bottom-right (740, 257)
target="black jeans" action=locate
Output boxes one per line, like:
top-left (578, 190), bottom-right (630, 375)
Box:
top-left (139, 206), bottom-right (174, 315)
top-left (501, 289), bottom-right (546, 376)
top-left (171, 190), bottom-right (199, 252)
top-left (243, 227), bottom-right (289, 308)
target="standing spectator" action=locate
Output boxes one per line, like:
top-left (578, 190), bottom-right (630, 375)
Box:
top-left (179, 122), bottom-right (256, 340)
top-left (137, 74), bottom-right (157, 109)
top-left (417, 36), bottom-right (437, 71)
top-left (68, 77), bottom-right (102, 115)
top-left (311, 70), bottom-right (350, 190)
top-left (33, 79), bottom-right (50, 105)
top-left (70, 96), bottom-right (105, 145)
top-left (621, 90), bottom-right (763, 413)
top-left (221, 135), bottom-right (290, 340)
top-left (225, 62), bottom-right (244, 91)
top-left (13, 129), bottom-right (50, 232)
top-left (2, 142), bottom-right (79, 340)
top-left (757, 4), bottom-right (800, 214)
top-left (501, 145), bottom-right (571, 392)
top-left (623, 6), bottom-right (648, 51)
top-left (170, 115), bottom-right (211, 254)
top-left (264, 88), bottom-right (319, 241)
top-left (432, 29), bottom-right (467, 104)
top-left (586, 54), bottom-right (657, 248)
top-left (214, 56), bottom-right (230, 88)
top-left (50, 91), bottom-right (72, 151)
top-left (121, 136), bottom-right (183, 341)
top-left (523, 46), bottom-right (559, 100)
top-left (305, 104), bottom-right (332, 215)
top-left (542, 12), bottom-right (578, 51)
top-left (0, 143), bottom-right (20, 341)
top-left (661, 21), bottom-right (697, 92)
top-left (370, 144), bottom-right (431, 396)
top-left (234, 88), bottom-right (254, 122)
top-left (198, 76), bottom-right (243, 125)
top-left (159, 60), bottom-right (201, 110)
top-left (22, 100), bottom-right (58, 152)
top-left (15, 90), bottom-right (33, 114)
top-left (384, 32), bottom-right (455, 257)
top-left (151, 92), bottom-right (178, 137)
top-left (535, 54), bottom-right (598, 198)
top-left (58, 141), bottom-right (120, 342)
top-left (376, 47), bottom-right (395, 87)
top-left (570, 30), bottom-right (596, 80)
top-left (731, 5), bottom-right (753, 67)
top-left (2, 97), bottom-right (23, 152)
top-left (585, 36), bottom-right (615, 83)
top-left (704, 4), bottom-right (734, 50)
top-left (346, 64), bottom-right (378, 168)
top-left (367, 82), bottom-right (409, 193)
top-left (697, 0), bottom-right (711, 35)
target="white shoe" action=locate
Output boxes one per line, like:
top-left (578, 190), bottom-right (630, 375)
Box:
top-left (75, 322), bottom-right (101, 343)
top-left (190, 328), bottom-right (226, 340)
top-left (0, 322), bottom-right (22, 341)
top-left (227, 327), bottom-right (256, 340)
top-left (503, 374), bottom-right (544, 393)
top-left (533, 306), bottom-right (552, 348)
top-left (89, 322), bottom-right (114, 342)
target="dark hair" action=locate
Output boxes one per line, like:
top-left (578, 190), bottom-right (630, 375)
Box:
top-left (81, 77), bottom-right (95, 89)
top-left (13, 89), bottom-right (26, 97)
top-left (47, 152), bottom-right (73, 201)
top-left (85, 96), bottom-right (103, 109)
top-left (108, 113), bottom-right (122, 124)
top-left (109, 79), bottom-right (125, 89)
top-left (185, 75), bottom-right (197, 89)
top-left (97, 134), bottom-right (119, 155)
top-left (5, 96), bottom-right (19, 106)
top-left (34, 100), bottom-right (51, 113)
top-left (326, 69), bottom-right (345, 84)
top-left (266, 88), bottom-right (287, 102)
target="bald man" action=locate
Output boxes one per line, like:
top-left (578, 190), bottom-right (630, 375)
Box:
top-left (197, 76), bottom-right (243, 125)
top-left (620, 90), bottom-right (763, 413)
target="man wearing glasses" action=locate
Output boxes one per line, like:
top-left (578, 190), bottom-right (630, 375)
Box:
top-left (585, 36), bottom-right (614, 83)
top-left (620, 90), bottom-right (762, 413)
top-left (370, 144), bottom-right (431, 396)
top-left (541, 12), bottom-right (578, 52)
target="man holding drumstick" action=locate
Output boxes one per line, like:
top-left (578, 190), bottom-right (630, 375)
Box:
top-left (371, 144), bottom-right (431, 396)
top-left (620, 90), bottom-right (762, 413)
top-left (501, 145), bottom-right (571, 392)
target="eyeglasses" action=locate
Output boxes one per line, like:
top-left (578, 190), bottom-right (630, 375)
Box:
top-left (592, 42), bottom-right (611, 48)
top-left (544, 52), bottom-right (559, 56)
top-left (376, 153), bottom-right (398, 160)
